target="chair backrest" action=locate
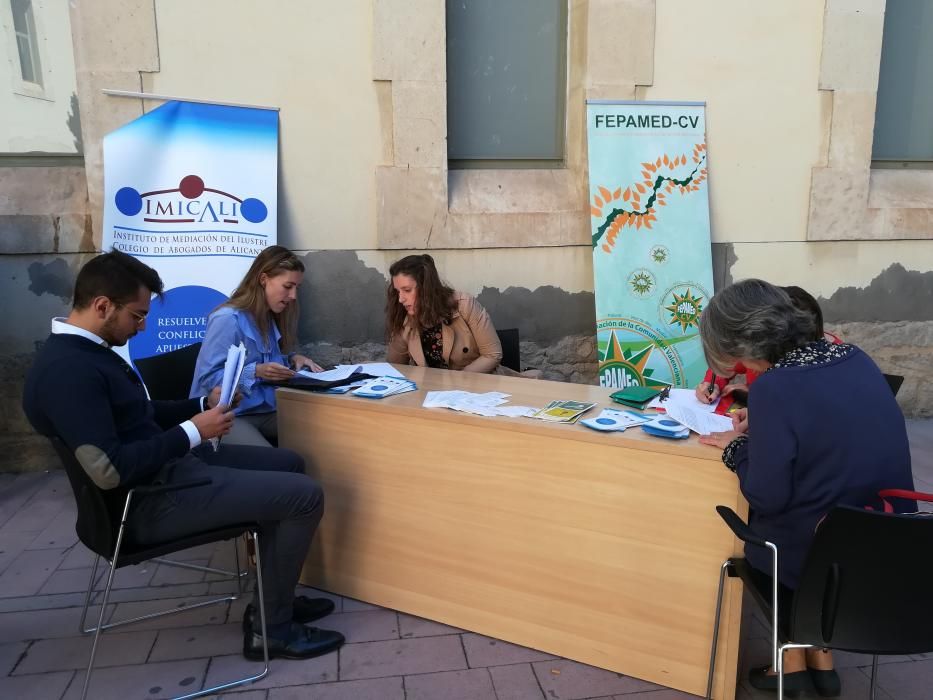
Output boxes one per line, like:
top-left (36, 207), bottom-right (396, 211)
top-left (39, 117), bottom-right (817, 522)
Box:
top-left (789, 505), bottom-right (933, 655)
top-left (135, 342), bottom-right (203, 401)
top-left (496, 328), bottom-right (521, 372)
top-left (49, 437), bottom-right (125, 559)
top-left (882, 372), bottom-right (904, 397)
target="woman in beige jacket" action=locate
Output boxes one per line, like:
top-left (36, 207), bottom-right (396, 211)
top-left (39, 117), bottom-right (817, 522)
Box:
top-left (385, 254), bottom-right (503, 372)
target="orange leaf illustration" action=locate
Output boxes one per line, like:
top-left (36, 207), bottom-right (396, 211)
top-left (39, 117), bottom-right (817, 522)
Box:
top-left (635, 183), bottom-right (645, 194)
top-left (658, 200), bottom-right (667, 206)
top-left (623, 187), bottom-right (631, 202)
top-left (643, 219), bottom-right (652, 229)
top-left (602, 244), bottom-right (611, 253)
top-left (663, 154), bottom-right (670, 165)
top-left (613, 187), bottom-right (621, 199)
top-left (590, 206), bottom-right (602, 217)
top-left (635, 216), bottom-right (643, 229)
top-left (599, 186), bottom-right (612, 201)
top-left (656, 157), bottom-right (662, 167)
top-left (594, 196), bottom-right (603, 208)
top-left (641, 170), bottom-right (650, 180)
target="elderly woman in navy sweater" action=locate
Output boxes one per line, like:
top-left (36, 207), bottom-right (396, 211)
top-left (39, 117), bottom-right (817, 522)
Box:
top-left (699, 279), bottom-right (913, 697)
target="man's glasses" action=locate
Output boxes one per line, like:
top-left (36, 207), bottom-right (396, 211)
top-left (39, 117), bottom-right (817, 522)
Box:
top-left (118, 304), bottom-right (148, 326)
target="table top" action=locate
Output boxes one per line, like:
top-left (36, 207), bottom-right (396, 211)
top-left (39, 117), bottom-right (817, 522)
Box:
top-left (277, 364), bottom-right (724, 462)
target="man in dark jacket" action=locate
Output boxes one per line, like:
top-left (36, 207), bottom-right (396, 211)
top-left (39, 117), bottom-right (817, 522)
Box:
top-left (23, 249), bottom-right (343, 661)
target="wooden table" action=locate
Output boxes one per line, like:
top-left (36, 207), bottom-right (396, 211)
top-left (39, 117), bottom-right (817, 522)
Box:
top-left (278, 366), bottom-right (745, 698)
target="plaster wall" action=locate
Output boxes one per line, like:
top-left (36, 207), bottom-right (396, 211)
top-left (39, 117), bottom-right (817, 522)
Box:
top-left (0, 0), bottom-right (81, 153)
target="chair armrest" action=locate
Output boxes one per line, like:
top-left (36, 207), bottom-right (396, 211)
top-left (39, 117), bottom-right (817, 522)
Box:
top-left (133, 478), bottom-right (212, 496)
top-left (716, 505), bottom-right (769, 547)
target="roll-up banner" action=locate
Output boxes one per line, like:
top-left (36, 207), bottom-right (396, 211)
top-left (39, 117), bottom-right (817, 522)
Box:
top-left (586, 101), bottom-right (713, 390)
top-left (102, 100), bottom-right (278, 361)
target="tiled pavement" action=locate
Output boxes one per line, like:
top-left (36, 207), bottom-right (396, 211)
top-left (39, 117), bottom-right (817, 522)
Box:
top-left (1, 420), bottom-right (931, 700)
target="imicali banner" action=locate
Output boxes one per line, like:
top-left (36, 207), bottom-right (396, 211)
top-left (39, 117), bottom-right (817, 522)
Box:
top-left (586, 101), bottom-right (713, 390)
top-left (102, 100), bottom-right (278, 360)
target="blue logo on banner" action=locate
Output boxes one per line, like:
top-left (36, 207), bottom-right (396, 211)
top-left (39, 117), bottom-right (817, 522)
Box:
top-left (129, 285), bottom-right (227, 360)
top-left (115, 175), bottom-right (267, 224)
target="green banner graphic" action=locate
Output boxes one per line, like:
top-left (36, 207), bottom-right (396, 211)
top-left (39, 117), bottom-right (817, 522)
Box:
top-left (586, 101), bottom-right (713, 389)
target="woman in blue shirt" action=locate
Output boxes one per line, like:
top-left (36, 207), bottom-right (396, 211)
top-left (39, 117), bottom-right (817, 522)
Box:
top-left (699, 279), bottom-right (913, 697)
top-left (191, 246), bottom-right (321, 446)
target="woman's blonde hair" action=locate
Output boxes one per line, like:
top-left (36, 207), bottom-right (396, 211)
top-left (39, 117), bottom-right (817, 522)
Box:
top-left (224, 245), bottom-right (304, 352)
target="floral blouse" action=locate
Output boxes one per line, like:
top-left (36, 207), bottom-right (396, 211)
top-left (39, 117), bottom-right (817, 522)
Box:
top-left (419, 323), bottom-right (448, 369)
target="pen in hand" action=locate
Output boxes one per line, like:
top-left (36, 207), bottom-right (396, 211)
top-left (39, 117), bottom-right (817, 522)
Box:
top-left (707, 374), bottom-right (717, 396)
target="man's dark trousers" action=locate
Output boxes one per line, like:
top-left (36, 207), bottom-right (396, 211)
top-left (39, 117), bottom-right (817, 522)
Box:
top-left (128, 443), bottom-right (322, 627)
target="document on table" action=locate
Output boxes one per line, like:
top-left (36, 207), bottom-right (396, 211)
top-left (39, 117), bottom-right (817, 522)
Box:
top-left (647, 387), bottom-right (719, 412)
top-left (296, 365), bottom-right (362, 382)
top-left (422, 390), bottom-right (511, 415)
top-left (214, 342), bottom-right (246, 450)
top-left (663, 402), bottom-right (734, 436)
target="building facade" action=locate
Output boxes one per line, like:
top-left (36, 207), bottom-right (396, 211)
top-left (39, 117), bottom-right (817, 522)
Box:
top-left (2, 0), bottom-right (931, 470)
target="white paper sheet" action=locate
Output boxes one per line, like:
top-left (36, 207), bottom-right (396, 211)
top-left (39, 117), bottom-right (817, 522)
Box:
top-left (296, 365), bottom-right (361, 382)
top-left (213, 342), bottom-right (246, 450)
top-left (663, 402), bottom-right (734, 436)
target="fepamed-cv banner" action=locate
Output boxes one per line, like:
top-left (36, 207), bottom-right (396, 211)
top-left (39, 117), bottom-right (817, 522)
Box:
top-left (102, 100), bottom-right (278, 362)
top-left (586, 101), bottom-right (714, 390)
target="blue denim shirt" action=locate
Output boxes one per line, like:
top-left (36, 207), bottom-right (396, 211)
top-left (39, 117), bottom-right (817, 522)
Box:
top-left (189, 306), bottom-right (285, 415)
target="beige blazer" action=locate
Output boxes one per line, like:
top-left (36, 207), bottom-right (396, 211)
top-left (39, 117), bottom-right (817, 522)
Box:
top-left (387, 292), bottom-right (503, 372)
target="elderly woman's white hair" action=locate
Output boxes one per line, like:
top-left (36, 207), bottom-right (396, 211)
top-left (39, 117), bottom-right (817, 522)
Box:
top-left (699, 279), bottom-right (818, 374)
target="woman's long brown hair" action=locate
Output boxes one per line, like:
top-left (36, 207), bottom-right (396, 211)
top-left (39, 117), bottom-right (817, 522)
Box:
top-left (385, 254), bottom-right (457, 337)
top-left (223, 245), bottom-right (304, 352)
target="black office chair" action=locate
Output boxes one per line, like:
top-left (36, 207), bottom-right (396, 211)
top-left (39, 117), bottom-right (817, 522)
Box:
top-left (882, 372), bottom-right (904, 397)
top-left (135, 341), bottom-right (203, 400)
top-left (496, 328), bottom-right (521, 372)
top-left (706, 500), bottom-right (933, 699)
top-left (50, 436), bottom-right (270, 700)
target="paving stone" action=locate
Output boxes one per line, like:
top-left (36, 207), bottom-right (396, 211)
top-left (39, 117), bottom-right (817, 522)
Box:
top-left (488, 663), bottom-right (545, 700)
top-left (0, 473), bottom-right (54, 529)
top-left (341, 596), bottom-right (380, 612)
top-left (0, 486), bottom-right (69, 539)
top-left (60, 658), bottom-right (209, 700)
top-left (58, 544), bottom-right (97, 570)
top-left (203, 652), bottom-right (337, 690)
top-left (325, 610), bottom-right (399, 643)
top-left (406, 667), bottom-right (498, 700)
top-left (867, 658), bottom-right (933, 700)
top-left (0, 640), bottom-right (28, 675)
top-left (0, 605), bottom-right (109, 643)
top-left (269, 676), bottom-right (405, 700)
top-left (14, 629), bottom-right (157, 674)
top-left (462, 632), bottom-right (556, 667)
top-left (0, 547), bottom-right (67, 597)
top-left (203, 691), bottom-right (267, 700)
top-left (27, 508), bottom-right (79, 550)
top-left (532, 659), bottom-right (660, 700)
top-left (38, 565), bottom-right (101, 595)
top-left (0, 670), bottom-right (74, 700)
top-left (398, 612), bottom-right (463, 638)
top-left (0, 591), bottom-right (90, 613)
top-left (106, 595), bottom-right (231, 632)
top-left (150, 559), bottom-right (209, 586)
top-left (96, 581), bottom-right (213, 605)
top-left (148, 622), bottom-right (244, 662)
top-left (613, 689), bottom-right (696, 698)
top-left (340, 635), bottom-right (467, 680)
top-left (0, 529), bottom-right (41, 577)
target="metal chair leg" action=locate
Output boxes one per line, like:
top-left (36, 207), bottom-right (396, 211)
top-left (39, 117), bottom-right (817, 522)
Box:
top-left (706, 560), bottom-right (731, 699)
top-left (174, 529), bottom-right (269, 699)
top-left (870, 654), bottom-right (879, 700)
top-left (79, 553), bottom-right (101, 634)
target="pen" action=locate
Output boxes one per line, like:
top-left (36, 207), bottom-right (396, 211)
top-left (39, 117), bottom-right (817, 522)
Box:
top-left (707, 374), bottom-right (717, 396)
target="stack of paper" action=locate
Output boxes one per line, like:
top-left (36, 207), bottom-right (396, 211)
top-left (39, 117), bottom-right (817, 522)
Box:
top-left (213, 342), bottom-right (246, 451)
top-left (662, 403), bottom-right (734, 436)
top-left (528, 400), bottom-right (596, 423)
top-left (580, 408), bottom-right (651, 432)
top-left (352, 376), bottom-right (417, 399)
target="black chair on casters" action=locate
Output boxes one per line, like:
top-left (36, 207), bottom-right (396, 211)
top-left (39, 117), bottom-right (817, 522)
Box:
top-left (706, 501), bottom-right (933, 699)
top-left (496, 328), bottom-right (521, 372)
top-left (135, 341), bottom-right (203, 400)
top-left (50, 436), bottom-right (270, 700)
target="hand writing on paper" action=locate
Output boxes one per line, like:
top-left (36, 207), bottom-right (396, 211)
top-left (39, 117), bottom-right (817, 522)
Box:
top-left (699, 430), bottom-right (743, 449)
top-left (291, 354), bottom-right (323, 373)
top-left (256, 362), bottom-right (296, 382)
top-left (695, 382), bottom-right (721, 404)
top-left (191, 404), bottom-right (235, 440)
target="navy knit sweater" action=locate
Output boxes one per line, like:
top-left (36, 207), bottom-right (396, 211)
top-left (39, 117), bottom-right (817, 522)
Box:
top-left (725, 342), bottom-right (914, 589)
top-left (23, 333), bottom-right (203, 488)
